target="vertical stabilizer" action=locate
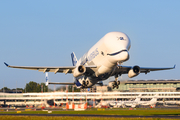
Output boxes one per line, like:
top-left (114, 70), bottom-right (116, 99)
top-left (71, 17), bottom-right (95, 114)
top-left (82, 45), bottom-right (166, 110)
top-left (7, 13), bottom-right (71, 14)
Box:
top-left (71, 52), bottom-right (81, 88)
top-left (134, 94), bottom-right (141, 102)
top-left (150, 94), bottom-right (158, 108)
top-left (71, 52), bottom-right (78, 66)
top-left (45, 72), bottom-right (49, 86)
top-left (151, 94), bottom-right (158, 102)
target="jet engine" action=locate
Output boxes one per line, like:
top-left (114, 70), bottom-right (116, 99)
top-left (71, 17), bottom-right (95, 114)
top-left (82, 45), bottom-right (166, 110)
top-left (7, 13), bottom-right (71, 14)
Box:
top-left (128, 66), bottom-right (140, 78)
top-left (73, 65), bottom-right (86, 77)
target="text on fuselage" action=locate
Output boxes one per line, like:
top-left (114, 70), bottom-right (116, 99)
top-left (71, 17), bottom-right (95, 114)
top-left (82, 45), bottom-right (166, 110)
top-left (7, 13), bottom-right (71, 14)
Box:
top-left (80, 48), bottom-right (99, 65)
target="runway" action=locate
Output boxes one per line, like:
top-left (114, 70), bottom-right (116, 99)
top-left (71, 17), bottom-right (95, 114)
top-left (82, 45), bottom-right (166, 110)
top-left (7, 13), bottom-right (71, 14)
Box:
top-left (0, 114), bottom-right (180, 119)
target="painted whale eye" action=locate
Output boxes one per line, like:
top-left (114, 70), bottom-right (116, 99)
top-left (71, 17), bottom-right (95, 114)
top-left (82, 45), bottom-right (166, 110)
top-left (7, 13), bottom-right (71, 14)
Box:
top-left (117, 37), bottom-right (124, 40)
top-left (101, 51), bottom-right (104, 56)
top-left (120, 37), bottom-right (124, 40)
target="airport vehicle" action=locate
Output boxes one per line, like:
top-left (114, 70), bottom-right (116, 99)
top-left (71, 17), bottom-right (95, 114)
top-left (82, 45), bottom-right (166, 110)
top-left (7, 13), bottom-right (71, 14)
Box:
top-left (4, 32), bottom-right (175, 89)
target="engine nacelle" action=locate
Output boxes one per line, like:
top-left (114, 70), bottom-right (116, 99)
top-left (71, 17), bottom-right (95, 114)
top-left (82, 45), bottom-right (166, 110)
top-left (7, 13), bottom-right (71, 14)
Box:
top-left (73, 65), bottom-right (86, 77)
top-left (128, 65), bottom-right (140, 78)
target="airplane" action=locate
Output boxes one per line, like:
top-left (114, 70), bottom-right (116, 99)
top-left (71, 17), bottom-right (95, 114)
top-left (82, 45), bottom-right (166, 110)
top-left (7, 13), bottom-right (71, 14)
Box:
top-left (117, 94), bottom-right (157, 108)
top-left (91, 100), bottom-right (110, 108)
top-left (95, 100), bottom-right (121, 108)
top-left (137, 94), bottom-right (158, 108)
top-left (4, 32), bottom-right (175, 89)
top-left (120, 94), bottom-right (141, 108)
top-left (162, 99), bottom-right (178, 107)
top-left (108, 100), bottom-right (122, 108)
top-left (100, 94), bottom-right (142, 108)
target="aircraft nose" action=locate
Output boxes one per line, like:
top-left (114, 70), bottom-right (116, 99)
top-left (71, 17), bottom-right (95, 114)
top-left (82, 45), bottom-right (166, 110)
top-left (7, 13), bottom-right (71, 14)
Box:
top-left (107, 49), bottom-right (129, 64)
top-left (119, 50), bottom-right (129, 62)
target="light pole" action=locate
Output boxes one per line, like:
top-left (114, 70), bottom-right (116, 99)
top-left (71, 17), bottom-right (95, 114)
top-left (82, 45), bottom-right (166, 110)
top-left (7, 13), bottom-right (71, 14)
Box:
top-left (16, 81), bottom-right (17, 93)
top-left (3, 80), bottom-right (4, 98)
top-left (25, 80), bottom-right (26, 93)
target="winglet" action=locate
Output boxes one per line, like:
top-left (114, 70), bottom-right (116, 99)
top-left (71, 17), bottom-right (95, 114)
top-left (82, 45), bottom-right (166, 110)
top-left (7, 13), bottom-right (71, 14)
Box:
top-left (4, 62), bottom-right (9, 67)
top-left (174, 64), bottom-right (176, 69)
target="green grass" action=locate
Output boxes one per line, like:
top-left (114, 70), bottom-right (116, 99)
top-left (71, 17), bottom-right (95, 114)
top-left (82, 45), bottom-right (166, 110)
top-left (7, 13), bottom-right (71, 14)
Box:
top-left (0, 108), bottom-right (180, 116)
top-left (0, 116), bottom-right (177, 120)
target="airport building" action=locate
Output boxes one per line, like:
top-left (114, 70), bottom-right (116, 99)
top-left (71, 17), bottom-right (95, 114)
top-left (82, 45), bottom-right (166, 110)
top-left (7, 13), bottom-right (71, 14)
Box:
top-left (116, 80), bottom-right (180, 92)
top-left (94, 79), bottom-right (180, 92)
top-left (1, 92), bottom-right (180, 108)
top-left (0, 79), bottom-right (180, 108)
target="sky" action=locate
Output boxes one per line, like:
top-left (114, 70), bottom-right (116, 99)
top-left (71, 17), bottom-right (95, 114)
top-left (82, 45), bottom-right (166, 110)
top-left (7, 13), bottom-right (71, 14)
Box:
top-left (0, 0), bottom-right (179, 89)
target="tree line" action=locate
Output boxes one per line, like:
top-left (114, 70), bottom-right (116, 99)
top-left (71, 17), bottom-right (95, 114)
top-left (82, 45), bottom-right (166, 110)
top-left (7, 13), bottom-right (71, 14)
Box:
top-left (0, 81), bottom-right (80, 93)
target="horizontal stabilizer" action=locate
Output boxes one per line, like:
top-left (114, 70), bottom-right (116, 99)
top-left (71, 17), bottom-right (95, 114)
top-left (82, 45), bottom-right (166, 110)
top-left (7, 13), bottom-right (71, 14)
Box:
top-left (48, 82), bottom-right (75, 85)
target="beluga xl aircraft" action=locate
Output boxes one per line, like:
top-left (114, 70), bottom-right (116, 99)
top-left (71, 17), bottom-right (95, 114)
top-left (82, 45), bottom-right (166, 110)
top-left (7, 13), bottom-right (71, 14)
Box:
top-left (4, 32), bottom-right (175, 89)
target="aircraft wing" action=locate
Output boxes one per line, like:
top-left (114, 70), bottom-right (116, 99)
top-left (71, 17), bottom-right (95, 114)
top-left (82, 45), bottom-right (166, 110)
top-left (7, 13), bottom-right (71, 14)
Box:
top-left (4, 62), bottom-right (75, 74)
top-left (137, 65), bottom-right (176, 73)
top-left (114, 64), bottom-right (176, 74)
top-left (4, 62), bottom-right (97, 74)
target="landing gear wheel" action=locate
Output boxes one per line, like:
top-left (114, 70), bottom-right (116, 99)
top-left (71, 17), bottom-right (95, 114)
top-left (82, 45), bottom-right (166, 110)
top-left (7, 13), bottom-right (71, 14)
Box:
top-left (112, 73), bottom-right (121, 89)
top-left (112, 81), bottom-right (119, 89)
top-left (117, 81), bottom-right (120, 85)
top-left (113, 81), bottom-right (117, 85)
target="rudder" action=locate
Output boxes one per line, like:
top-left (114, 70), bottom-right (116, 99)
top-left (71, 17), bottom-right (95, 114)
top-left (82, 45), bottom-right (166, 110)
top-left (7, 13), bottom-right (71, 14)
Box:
top-left (71, 52), bottom-right (78, 66)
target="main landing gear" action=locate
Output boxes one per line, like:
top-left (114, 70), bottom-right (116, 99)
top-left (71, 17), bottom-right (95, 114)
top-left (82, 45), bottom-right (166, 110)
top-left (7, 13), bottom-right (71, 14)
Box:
top-left (112, 80), bottom-right (120, 89)
top-left (112, 74), bottom-right (120, 89)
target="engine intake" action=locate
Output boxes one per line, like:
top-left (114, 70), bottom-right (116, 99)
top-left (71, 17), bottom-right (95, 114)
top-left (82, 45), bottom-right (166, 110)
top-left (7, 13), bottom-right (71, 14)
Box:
top-left (78, 65), bottom-right (85, 73)
top-left (128, 65), bottom-right (140, 78)
top-left (73, 65), bottom-right (86, 77)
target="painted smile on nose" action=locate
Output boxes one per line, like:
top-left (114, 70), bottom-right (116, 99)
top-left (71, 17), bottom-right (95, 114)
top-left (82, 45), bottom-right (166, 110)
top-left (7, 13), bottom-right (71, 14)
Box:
top-left (107, 49), bottom-right (128, 56)
top-left (107, 49), bottom-right (129, 62)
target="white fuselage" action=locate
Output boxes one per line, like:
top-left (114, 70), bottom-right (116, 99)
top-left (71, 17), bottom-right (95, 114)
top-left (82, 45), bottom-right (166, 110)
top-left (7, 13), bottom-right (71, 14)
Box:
top-left (123, 97), bottom-right (157, 108)
top-left (75, 32), bottom-right (131, 87)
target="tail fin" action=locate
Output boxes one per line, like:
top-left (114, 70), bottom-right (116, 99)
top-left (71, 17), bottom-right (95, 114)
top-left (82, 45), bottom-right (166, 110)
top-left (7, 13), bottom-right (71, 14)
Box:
top-left (71, 52), bottom-right (78, 66)
top-left (134, 94), bottom-right (141, 102)
top-left (45, 72), bottom-right (49, 86)
top-left (150, 94), bottom-right (158, 102)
